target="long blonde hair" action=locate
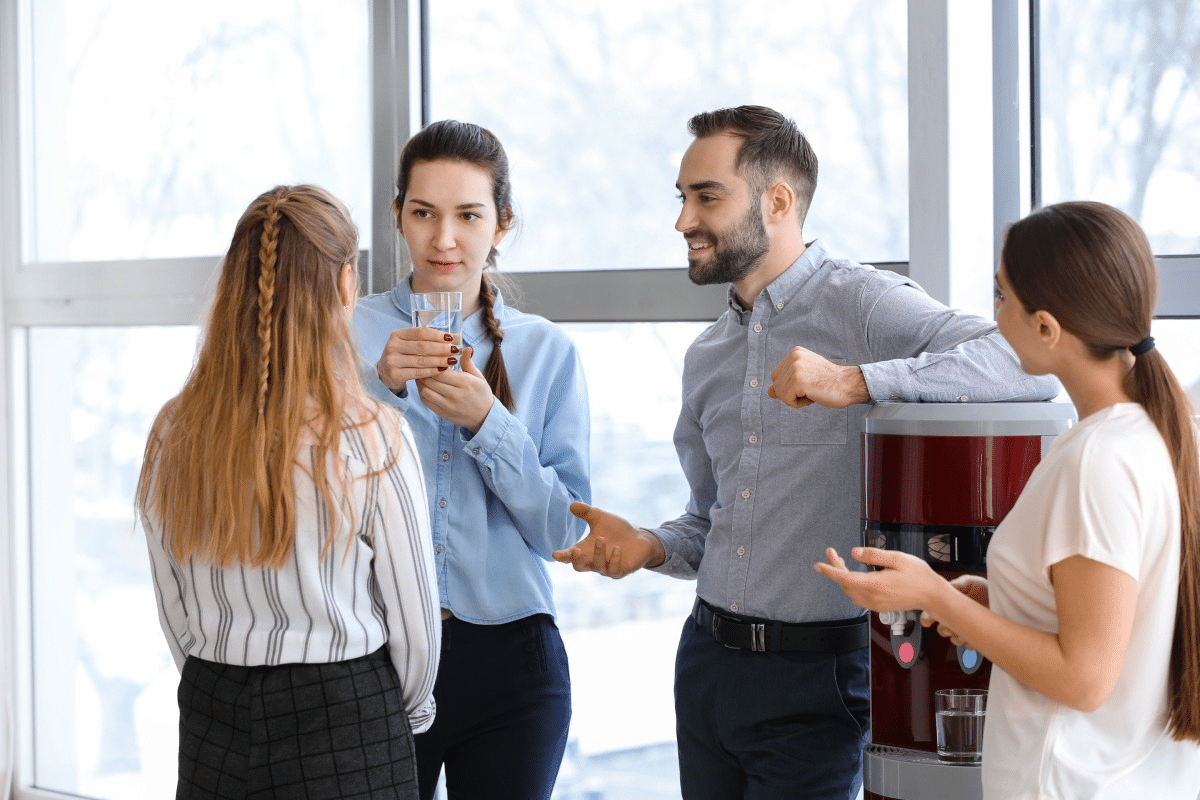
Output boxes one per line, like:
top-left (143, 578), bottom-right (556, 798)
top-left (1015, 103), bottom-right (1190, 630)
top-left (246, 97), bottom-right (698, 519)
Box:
top-left (1002, 201), bottom-right (1200, 741)
top-left (137, 184), bottom-right (380, 568)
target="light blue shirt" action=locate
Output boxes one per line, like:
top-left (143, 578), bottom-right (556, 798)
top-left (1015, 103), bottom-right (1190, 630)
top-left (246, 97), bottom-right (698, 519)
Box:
top-left (650, 240), bottom-right (1060, 623)
top-left (354, 278), bottom-right (591, 624)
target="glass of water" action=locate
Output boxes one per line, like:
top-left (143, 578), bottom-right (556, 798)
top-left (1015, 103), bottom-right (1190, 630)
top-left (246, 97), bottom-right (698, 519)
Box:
top-left (411, 291), bottom-right (463, 357)
top-left (935, 688), bottom-right (987, 763)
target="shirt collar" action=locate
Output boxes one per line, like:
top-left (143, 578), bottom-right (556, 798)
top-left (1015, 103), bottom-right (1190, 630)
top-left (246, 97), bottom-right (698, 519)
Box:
top-left (726, 239), bottom-right (828, 325)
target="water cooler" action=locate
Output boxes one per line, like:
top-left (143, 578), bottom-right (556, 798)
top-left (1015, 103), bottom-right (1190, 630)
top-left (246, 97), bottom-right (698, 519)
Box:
top-left (860, 402), bottom-right (1075, 800)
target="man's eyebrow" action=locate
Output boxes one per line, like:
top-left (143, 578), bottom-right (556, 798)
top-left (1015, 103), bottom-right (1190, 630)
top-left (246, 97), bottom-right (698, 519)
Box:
top-left (675, 180), bottom-right (732, 194)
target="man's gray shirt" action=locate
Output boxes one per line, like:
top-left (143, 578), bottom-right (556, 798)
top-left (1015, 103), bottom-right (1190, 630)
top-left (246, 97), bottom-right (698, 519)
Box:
top-left (650, 240), bottom-right (1059, 623)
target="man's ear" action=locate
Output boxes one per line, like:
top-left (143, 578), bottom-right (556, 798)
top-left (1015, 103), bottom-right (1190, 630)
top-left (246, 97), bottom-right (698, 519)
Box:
top-left (764, 179), bottom-right (794, 222)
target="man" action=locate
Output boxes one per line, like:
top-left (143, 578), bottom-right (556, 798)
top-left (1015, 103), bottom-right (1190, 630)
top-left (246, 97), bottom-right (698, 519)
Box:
top-left (553, 105), bottom-right (1058, 799)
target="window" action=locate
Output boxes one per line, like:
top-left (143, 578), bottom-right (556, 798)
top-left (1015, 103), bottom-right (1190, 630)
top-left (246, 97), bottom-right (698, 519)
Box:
top-left (25, 0), bottom-right (370, 263)
top-left (26, 327), bottom-right (196, 798)
top-left (1035, 0), bottom-right (1200, 255)
top-left (427, 0), bottom-right (909, 272)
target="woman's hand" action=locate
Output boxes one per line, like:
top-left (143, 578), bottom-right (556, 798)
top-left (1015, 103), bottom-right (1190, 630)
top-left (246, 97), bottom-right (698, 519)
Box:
top-left (814, 546), bottom-right (947, 613)
top-left (375, 327), bottom-right (461, 393)
top-left (921, 575), bottom-right (989, 647)
top-left (416, 347), bottom-right (495, 433)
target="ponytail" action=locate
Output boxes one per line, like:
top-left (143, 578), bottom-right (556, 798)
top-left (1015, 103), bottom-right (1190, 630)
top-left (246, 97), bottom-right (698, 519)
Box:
top-left (1129, 348), bottom-right (1200, 742)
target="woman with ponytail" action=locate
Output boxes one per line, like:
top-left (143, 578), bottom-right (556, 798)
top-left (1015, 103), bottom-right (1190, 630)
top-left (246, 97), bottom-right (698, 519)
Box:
top-left (354, 120), bottom-right (591, 800)
top-left (138, 185), bottom-right (440, 800)
top-left (817, 200), bottom-right (1200, 797)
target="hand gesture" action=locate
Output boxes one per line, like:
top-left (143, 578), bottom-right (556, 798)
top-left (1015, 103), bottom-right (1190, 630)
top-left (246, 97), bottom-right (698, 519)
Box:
top-left (376, 327), bottom-right (460, 393)
top-left (814, 546), bottom-right (943, 613)
top-left (552, 502), bottom-right (665, 579)
top-left (767, 346), bottom-right (870, 408)
top-left (416, 347), bottom-right (495, 433)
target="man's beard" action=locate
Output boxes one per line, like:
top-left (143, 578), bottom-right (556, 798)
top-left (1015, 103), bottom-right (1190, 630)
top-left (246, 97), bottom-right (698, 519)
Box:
top-left (687, 201), bottom-right (769, 286)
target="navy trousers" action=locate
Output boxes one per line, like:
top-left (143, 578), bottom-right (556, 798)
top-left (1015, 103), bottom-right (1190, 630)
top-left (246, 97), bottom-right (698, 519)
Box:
top-left (415, 614), bottom-right (571, 800)
top-left (674, 615), bottom-right (870, 800)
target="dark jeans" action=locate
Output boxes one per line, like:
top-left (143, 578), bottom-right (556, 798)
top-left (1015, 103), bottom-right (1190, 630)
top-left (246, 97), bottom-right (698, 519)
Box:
top-left (674, 615), bottom-right (870, 800)
top-left (415, 614), bottom-right (571, 800)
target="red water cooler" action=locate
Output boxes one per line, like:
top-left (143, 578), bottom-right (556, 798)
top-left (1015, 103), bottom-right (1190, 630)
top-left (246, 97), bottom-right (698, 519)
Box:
top-left (861, 402), bottom-right (1075, 800)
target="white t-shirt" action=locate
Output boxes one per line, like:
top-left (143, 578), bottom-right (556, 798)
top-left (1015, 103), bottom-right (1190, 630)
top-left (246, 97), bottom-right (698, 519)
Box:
top-left (983, 403), bottom-right (1200, 799)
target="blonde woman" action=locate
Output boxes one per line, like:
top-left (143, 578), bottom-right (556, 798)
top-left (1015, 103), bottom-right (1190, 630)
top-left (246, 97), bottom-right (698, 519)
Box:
top-left (138, 185), bottom-right (440, 800)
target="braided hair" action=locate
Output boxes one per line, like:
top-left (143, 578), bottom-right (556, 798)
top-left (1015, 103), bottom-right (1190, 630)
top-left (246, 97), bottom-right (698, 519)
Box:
top-left (396, 119), bottom-right (517, 410)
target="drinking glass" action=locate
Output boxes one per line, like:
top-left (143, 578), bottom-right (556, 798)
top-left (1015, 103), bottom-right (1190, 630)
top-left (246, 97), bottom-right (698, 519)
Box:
top-left (412, 291), bottom-right (463, 355)
top-left (935, 688), bottom-right (987, 763)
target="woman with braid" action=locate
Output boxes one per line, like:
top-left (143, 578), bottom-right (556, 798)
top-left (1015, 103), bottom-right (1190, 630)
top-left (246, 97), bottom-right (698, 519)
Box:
top-left (355, 120), bottom-right (591, 800)
top-left (819, 201), bottom-right (1200, 798)
top-left (138, 184), bottom-right (440, 800)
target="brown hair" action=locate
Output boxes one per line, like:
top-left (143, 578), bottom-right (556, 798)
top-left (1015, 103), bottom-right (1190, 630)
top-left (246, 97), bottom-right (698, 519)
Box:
top-left (1002, 200), bottom-right (1200, 741)
top-left (394, 119), bottom-right (518, 410)
top-left (687, 105), bottom-right (819, 225)
top-left (137, 184), bottom-right (391, 568)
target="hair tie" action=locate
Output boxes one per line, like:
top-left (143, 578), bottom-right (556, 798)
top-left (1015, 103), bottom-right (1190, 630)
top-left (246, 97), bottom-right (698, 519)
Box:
top-left (1129, 336), bottom-right (1155, 357)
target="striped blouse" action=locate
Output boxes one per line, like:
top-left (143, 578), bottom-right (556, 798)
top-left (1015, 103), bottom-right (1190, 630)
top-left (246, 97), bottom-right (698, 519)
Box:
top-left (141, 410), bottom-right (441, 733)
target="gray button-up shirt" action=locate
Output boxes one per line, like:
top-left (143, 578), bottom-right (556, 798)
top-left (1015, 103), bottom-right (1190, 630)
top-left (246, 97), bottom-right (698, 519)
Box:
top-left (650, 240), bottom-right (1059, 623)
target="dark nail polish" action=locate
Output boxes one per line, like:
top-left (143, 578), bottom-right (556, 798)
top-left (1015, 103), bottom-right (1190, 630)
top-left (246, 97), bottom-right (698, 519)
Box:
top-left (447, 357), bottom-right (458, 365)
top-left (437, 366), bottom-right (448, 372)
top-left (450, 346), bottom-right (460, 354)
top-left (443, 334), bottom-right (453, 342)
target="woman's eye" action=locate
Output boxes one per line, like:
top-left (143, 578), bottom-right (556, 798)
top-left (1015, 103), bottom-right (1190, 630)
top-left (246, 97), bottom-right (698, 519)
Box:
top-left (461, 212), bottom-right (480, 221)
top-left (412, 209), bottom-right (432, 219)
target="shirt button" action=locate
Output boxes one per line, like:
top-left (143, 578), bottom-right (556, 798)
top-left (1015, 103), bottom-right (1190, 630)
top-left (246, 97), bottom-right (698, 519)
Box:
top-left (958, 395), bottom-right (969, 403)
top-left (776, 302), bottom-right (784, 310)
top-left (730, 603), bottom-right (740, 613)
top-left (435, 545), bottom-right (444, 553)
top-left (741, 489), bottom-right (751, 500)
top-left (748, 435), bottom-right (758, 444)
top-left (472, 447), bottom-right (481, 455)
top-left (438, 499), bottom-right (448, 508)
top-left (441, 452), bottom-right (450, 461)
top-left (736, 546), bottom-right (746, 556)
top-left (749, 379), bottom-right (758, 388)
top-left (753, 323), bottom-right (763, 333)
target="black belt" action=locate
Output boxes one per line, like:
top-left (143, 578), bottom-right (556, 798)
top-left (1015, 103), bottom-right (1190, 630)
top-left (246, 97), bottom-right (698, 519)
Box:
top-left (692, 598), bottom-right (868, 653)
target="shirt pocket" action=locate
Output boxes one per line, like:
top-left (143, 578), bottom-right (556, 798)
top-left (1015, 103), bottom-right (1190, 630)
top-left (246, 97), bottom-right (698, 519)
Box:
top-left (779, 403), bottom-right (849, 445)
top-left (774, 355), bottom-right (850, 446)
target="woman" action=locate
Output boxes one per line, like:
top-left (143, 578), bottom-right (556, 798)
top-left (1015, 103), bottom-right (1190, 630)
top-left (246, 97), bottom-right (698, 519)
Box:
top-left (816, 201), bottom-right (1200, 798)
top-left (138, 184), bottom-right (440, 800)
top-left (354, 120), bottom-right (591, 800)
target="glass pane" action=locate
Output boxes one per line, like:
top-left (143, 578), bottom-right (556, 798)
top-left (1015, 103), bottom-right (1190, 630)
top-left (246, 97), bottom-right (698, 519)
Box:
top-left (1153, 319), bottom-right (1200, 412)
top-left (552, 322), bottom-right (707, 799)
top-left (428, 0), bottom-right (908, 272)
top-left (1037, 0), bottom-right (1200, 253)
top-left (29, 327), bottom-right (197, 798)
top-left (26, 0), bottom-right (370, 263)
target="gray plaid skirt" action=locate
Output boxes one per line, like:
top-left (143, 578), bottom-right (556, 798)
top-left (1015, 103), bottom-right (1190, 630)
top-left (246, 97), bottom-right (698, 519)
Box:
top-left (176, 647), bottom-right (417, 799)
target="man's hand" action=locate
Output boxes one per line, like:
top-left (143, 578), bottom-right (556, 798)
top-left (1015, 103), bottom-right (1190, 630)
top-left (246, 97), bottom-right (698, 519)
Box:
top-left (552, 502), bottom-right (665, 579)
top-left (767, 346), bottom-right (870, 408)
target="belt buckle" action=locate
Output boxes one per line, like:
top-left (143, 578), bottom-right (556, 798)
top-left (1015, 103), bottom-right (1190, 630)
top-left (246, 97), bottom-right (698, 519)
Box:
top-left (751, 623), bottom-right (766, 652)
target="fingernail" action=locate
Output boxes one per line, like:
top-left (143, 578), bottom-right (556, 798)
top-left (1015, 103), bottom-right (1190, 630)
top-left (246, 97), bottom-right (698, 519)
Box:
top-left (443, 334), bottom-right (453, 342)
top-left (437, 366), bottom-right (448, 372)
top-left (447, 357), bottom-right (458, 365)
top-left (450, 346), bottom-right (460, 354)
